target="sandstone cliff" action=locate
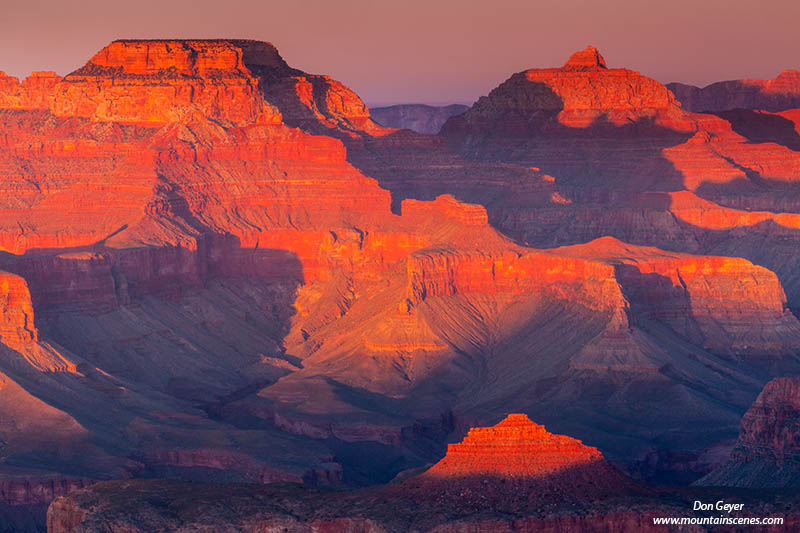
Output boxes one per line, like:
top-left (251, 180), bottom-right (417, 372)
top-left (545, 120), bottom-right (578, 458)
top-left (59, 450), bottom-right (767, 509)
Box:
top-left (441, 45), bottom-right (695, 163)
top-left (417, 413), bottom-right (636, 508)
top-left (0, 71), bottom-right (60, 110)
top-left (51, 40), bottom-right (283, 124)
top-left (0, 271), bottom-right (37, 348)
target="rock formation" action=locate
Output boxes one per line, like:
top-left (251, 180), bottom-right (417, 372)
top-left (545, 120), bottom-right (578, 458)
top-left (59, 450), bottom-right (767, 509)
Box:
top-left (668, 70), bottom-right (800, 113)
top-left (49, 40), bottom-right (284, 124)
top-left (562, 45), bottom-right (608, 69)
top-left (738, 377), bottom-right (800, 462)
top-left (0, 71), bottom-right (60, 109)
top-left (425, 413), bottom-right (605, 478)
top-left (697, 376), bottom-right (800, 488)
top-left (441, 44), bottom-right (693, 144)
top-left (0, 271), bottom-right (37, 347)
top-left (410, 48), bottom-right (800, 312)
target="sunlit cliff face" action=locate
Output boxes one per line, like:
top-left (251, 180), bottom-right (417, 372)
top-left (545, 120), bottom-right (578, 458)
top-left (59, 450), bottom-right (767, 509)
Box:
top-left (424, 413), bottom-right (604, 478)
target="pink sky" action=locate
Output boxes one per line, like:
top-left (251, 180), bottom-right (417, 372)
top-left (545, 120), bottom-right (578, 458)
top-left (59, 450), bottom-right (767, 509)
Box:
top-left (3, 0), bottom-right (799, 106)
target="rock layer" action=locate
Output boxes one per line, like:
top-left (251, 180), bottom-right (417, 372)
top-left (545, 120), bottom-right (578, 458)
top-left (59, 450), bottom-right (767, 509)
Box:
top-left (425, 413), bottom-right (604, 478)
top-left (0, 271), bottom-right (37, 347)
top-left (442, 46), bottom-right (693, 141)
top-left (50, 40), bottom-right (283, 124)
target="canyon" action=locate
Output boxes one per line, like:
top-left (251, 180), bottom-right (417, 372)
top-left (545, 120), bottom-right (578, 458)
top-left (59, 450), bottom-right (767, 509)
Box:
top-left (0, 39), bottom-right (798, 530)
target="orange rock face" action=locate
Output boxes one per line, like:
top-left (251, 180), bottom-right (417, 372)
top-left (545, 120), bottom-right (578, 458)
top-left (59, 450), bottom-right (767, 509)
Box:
top-left (442, 46), bottom-right (693, 139)
top-left (557, 237), bottom-right (800, 355)
top-left (562, 45), bottom-right (607, 69)
top-left (88, 39), bottom-right (285, 75)
top-left (50, 40), bottom-right (282, 124)
top-left (425, 413), bottom-right (603, 478)
top-left (0, 71), bottom-right (60, 109)
top-left (262, 70), bottom-right (384, 136)
top-left (0, 271), bottom-right (38, 347)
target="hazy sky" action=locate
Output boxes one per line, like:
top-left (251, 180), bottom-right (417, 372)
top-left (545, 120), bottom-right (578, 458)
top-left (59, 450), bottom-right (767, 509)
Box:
top-left (2, 0), bottom-right (799, 106)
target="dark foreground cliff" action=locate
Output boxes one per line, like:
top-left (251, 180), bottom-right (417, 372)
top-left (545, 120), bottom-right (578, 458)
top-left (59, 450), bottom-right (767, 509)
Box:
top-left (48, 415), bottom-right (800, 532)
top-left (47, 469), bottom-right (800, 532)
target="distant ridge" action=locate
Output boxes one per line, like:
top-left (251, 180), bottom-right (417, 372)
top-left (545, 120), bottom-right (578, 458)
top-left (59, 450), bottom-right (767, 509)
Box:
top-left (371, 103), bottom-right (468, 133)
top-left (668, 70), bottom-right (800, 112)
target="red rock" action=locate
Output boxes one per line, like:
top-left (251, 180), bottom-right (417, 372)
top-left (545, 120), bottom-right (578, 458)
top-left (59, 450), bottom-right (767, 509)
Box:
top-left (257, 66), bottom-right (387, 138)
top-left (402, 194), bottom-right (489, 227)
top-left (0, 271), bottom-right (37, 347)
top-left (558, 236), bottom-right (800, 355)
top-left (138, 448), bottom-right (310, 484)
top-left (779, 108), bottom-right (800, 133)
top-left (673, 114), bottom-right (800, 187)
top-left (87, 39), bottom-right (285, 75)
top-left (0, 71), bottom-right (60, 109)
top-left (442, 46), bottom-right (694, 138)
top-left (667, 190), bottom-right (800, 230)
top-left (562, 45), bottom-right (607, 69)
top-left (49, 40), bottom-right (283, 124)
top-left (424, 413), bottom-right (604, 478)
